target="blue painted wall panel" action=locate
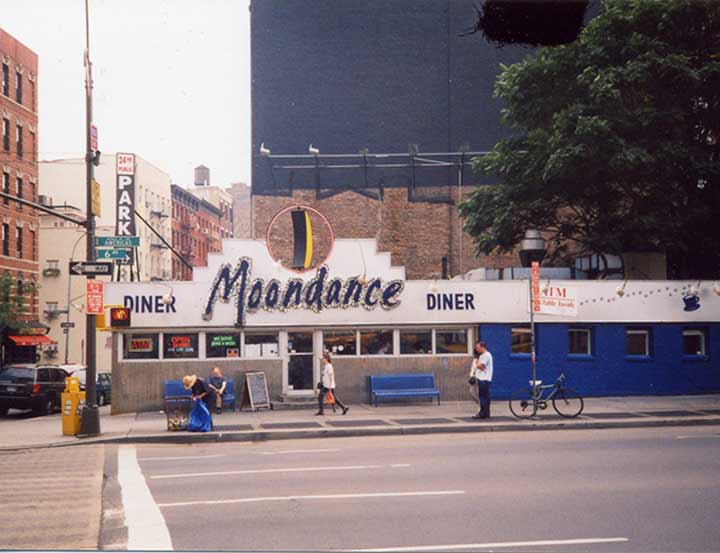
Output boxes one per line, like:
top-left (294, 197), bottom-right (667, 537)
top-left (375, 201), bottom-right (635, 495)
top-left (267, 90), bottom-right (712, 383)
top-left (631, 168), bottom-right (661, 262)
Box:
top-left (479, 323), bottom-right (720, 398)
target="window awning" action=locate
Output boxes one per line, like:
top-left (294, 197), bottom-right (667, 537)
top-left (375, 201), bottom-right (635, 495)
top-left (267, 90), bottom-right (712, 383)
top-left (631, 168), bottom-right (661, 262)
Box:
top-left (8, 335), bottom-right (56, 347)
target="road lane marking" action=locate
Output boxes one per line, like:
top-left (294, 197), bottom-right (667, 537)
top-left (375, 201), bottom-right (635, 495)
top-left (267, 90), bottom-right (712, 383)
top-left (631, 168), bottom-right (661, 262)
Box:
top-left (255, 448), bottom-right (342, 455)
top-left (117, 445), bottom-right (173, 551)
top-left (391, 464), bottom-right (411, 468)
top-left (138, 454), bottom-right (226, 461)
top-left (158, 490), bottom-right (465, 508)
top-left (151, 464), bottom-right (409, 480)
top-left (675, 434), bottom-right (720, 440)
top-left (347, 537), bottom-right (630, 552)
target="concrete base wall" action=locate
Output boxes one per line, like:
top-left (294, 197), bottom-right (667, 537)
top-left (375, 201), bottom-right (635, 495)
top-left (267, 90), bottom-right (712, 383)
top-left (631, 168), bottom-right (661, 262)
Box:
top-left (111, 358), bottom-right (283, 414)
top-left (110, 351), bottom-right (474, 413)
top-left (323, 356), bottom-right (473, 405)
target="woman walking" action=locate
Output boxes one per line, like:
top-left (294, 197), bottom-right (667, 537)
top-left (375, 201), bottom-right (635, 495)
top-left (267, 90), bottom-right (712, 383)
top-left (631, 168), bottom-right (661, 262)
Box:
top-left (316, 352), bottom-right (349, 416)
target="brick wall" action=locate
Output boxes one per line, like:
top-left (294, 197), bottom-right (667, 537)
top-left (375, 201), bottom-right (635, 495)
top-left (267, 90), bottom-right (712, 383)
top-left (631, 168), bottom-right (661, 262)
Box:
top-left (1, 27), bottom-right (39, 321)
top-left (253, 187), bottom-right (520, 279)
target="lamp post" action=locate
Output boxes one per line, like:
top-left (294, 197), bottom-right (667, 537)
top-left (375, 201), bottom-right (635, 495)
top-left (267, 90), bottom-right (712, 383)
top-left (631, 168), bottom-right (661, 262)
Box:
top-left (519, 230), bottom-right (546, 390)
top-left (78, 0), bottom-right (100, 436)
top-left (64, 232), bottom-right (87, 364)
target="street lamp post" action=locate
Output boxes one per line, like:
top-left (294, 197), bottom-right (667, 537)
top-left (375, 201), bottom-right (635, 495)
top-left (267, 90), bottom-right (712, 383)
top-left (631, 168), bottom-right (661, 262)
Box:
top-left (79, 0), bottom-right (100, 436)
top-left (64, 232), bottom-right (87, 364)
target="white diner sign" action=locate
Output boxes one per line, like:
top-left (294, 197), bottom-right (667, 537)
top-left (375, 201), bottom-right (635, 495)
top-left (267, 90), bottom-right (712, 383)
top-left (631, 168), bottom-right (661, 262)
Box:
top-left (103, 239), bottom-right (720, 327)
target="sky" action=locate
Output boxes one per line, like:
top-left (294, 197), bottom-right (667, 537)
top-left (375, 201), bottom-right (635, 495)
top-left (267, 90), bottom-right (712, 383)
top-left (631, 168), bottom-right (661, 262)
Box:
top-left (3, 0), bottom-right (250, 188)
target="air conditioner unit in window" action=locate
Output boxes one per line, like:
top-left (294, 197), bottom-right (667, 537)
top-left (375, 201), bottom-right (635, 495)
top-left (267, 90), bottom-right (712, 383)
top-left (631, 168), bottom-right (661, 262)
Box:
top-left (202, 228), bottom-right (209, 234)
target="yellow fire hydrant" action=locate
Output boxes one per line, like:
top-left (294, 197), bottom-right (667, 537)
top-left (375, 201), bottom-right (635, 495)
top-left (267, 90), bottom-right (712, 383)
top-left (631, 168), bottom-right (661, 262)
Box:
top-left (61, 376), bottom-right (86, 436)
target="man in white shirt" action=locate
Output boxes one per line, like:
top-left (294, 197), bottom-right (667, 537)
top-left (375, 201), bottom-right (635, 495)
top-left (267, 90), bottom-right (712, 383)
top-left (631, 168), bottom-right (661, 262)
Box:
top-left (472, 341), bottom-right (493, 419)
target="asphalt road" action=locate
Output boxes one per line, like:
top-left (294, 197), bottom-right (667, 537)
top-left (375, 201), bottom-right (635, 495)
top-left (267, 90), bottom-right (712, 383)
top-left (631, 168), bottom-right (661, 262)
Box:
top-left (122, 426), bottom-right (720, 552)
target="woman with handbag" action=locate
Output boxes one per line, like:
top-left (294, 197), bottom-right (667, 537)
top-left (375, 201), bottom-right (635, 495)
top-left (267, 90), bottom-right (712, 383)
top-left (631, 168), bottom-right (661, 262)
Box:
top-left (316, 352), bottom-right (349, 416)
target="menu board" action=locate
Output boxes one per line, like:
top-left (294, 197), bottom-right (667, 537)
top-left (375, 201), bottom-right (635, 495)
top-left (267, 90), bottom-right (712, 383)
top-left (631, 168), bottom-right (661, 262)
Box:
top-left (240, 372), bottom-right (271, 411)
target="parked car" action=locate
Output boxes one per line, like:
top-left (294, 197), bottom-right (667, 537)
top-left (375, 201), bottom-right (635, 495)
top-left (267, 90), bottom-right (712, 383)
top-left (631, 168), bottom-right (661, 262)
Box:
top-left (0, 364), bottom-right (72, 416)
top-left (70, 368), bottom-right (112, 406)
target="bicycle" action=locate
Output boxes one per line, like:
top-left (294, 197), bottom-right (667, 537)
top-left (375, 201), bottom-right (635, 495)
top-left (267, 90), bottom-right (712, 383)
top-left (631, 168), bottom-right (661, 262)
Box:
top-left (509, 373), bottom-right (584, 419)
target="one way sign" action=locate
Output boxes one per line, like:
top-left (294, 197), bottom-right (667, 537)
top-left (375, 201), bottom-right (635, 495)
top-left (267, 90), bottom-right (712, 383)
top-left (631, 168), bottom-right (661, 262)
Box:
top-left (69, 261), bottom-right (113, 276)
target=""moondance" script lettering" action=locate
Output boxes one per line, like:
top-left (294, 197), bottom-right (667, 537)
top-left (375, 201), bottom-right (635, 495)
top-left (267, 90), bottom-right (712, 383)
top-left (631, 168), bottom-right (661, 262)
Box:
top-left (202, 258), bottom-right (405, 327)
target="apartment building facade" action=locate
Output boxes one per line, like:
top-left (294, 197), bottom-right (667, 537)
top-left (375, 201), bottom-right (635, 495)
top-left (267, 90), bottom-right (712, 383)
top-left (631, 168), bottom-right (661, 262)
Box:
top-left (0, 28), bottom-right (46, 364)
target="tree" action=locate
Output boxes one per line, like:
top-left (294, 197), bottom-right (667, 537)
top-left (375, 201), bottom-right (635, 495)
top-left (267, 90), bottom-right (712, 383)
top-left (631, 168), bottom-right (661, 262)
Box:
top-left (0, 272), bottom-right (36, 340)
top-left (459, 0), bottom-right (720, 278)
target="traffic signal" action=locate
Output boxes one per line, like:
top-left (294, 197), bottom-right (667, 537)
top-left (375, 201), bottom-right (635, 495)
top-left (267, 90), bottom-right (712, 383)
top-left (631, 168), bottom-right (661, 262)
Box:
top-left (110, 307), bottom-right (131, 328)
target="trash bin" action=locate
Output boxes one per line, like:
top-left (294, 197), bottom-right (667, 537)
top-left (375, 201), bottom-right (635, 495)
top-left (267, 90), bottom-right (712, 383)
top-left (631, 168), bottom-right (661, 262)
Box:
top-left (62, 376), bottom-right (86, 436)
top-left (164, 396), bottom-right (192, 431)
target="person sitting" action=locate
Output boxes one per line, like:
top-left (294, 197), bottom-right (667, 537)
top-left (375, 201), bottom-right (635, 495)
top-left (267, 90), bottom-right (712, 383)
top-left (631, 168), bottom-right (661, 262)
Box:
top-left (207, 367), bottom-right (227, 414)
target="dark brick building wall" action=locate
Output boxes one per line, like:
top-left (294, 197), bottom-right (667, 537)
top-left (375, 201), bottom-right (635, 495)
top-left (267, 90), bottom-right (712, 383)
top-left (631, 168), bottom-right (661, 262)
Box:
top-left (250, 1), bottom-right (527, 277)
top-left (1, 27), bottom-right (39, 321)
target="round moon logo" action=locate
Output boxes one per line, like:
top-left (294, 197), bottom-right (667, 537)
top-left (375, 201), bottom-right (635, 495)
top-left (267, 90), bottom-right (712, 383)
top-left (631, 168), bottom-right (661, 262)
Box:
top-left (265, 205), bottom-right (335, 273)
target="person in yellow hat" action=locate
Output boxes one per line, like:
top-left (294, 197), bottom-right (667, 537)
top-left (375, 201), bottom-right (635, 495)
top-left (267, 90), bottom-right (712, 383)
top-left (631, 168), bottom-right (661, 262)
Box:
top-left (183, 374), bottom-right (214, 429)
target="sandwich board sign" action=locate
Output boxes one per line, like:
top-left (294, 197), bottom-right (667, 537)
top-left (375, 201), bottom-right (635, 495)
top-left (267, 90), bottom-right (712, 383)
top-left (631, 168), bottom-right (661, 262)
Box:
top-left (239, 372), bottom-right (272, 411)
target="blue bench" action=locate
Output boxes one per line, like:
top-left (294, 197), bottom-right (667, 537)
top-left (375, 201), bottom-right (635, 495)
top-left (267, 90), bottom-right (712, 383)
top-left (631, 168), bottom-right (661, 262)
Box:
top-left (163, 379), bottom-right (236, 411)
top-left (369, 374), bottom-right (441, 407)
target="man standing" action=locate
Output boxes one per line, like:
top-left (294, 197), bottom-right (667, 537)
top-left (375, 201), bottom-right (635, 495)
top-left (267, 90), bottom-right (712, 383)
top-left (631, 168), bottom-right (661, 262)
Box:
top-left (472, 341), bottom-right (493, 419)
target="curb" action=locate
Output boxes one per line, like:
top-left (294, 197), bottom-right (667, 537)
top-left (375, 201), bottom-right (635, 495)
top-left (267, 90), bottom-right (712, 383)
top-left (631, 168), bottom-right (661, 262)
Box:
top-left (1, 415), bottom-right (719, 452)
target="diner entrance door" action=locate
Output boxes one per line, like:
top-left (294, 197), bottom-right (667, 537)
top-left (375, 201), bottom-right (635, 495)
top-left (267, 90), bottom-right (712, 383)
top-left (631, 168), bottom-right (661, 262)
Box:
top-left (286, 331), bottom-right (316, 394)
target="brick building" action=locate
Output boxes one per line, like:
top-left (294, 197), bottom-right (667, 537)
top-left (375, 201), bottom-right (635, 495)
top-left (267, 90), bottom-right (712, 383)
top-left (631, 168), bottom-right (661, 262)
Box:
top-left (189, 165), bottom-right (234, 241)
top-left (0, 28), bottom-right (47, 364)
top-left (171, 185), bottom-right (224, 281)
top-left (229, 181), bottom-right (251, 239)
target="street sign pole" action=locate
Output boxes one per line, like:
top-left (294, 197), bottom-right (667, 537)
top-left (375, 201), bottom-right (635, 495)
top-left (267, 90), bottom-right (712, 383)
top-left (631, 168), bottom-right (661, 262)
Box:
top-left (530, 262), bottom-right (541, 391)
top-left (79, 0), bottom-right (100, 437)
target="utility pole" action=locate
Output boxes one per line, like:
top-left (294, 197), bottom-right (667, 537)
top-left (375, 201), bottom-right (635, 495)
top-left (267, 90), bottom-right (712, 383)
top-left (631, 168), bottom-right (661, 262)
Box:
top-left (79, 0), bottom-right (100, 436)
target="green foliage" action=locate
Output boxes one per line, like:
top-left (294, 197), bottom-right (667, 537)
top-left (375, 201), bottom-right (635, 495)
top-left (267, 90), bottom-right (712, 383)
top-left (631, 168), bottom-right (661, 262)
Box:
top-left (0, 272), bottom-right (35, 332)
top-left (459, 0), bottom-right (720, 276)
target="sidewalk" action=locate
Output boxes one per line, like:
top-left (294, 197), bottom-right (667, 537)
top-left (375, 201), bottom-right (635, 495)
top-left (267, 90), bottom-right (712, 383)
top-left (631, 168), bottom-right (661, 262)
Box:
top-left (1, 394), bottom-right (719, 451)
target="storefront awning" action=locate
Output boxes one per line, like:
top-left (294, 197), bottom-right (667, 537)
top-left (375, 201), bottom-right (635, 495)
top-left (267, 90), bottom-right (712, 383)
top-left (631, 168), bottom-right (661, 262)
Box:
top-left (8, 335), bottom-right (56, 347)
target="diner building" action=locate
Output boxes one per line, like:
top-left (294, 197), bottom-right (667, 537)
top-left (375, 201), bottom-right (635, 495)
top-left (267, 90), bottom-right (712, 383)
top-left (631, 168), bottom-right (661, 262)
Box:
top-left (105, 238), bottom-right (720, 414)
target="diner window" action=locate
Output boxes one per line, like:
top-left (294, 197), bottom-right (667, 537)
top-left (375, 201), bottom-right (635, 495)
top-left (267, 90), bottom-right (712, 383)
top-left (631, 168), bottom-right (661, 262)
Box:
top-left (245, 332), bottom-right (279, 357)
top-left (626, 329), bottom-right (650, 356)
top-left (360, 330), bottom-right (393, 355)
top-left (399, 329), bottom-right (432, 355)
top-left (511, 327), bottom-right (532, 354)
top-left (123, 333), bottom-right (159, 360)
top-left (683, 329), bottom-right (706, 356)
top-left (568, 328), bottom-right (592, 355)
top-left (163, 333), bottom-right (199, 358)
top-left (206, 332), bottom-right (241, 358)
top-left (324, 330), bottom-right (357, 355)
top-left (436, 328), bottom-right (469, 354)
